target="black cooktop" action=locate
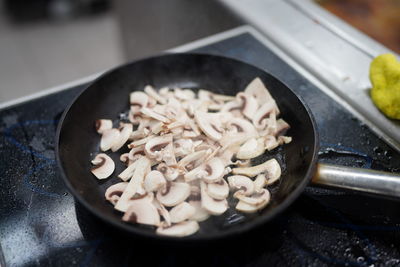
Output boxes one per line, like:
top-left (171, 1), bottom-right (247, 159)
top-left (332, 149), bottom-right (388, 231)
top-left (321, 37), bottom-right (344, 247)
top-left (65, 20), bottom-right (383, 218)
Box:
top-left (1, 31), bottom-right (400, 267)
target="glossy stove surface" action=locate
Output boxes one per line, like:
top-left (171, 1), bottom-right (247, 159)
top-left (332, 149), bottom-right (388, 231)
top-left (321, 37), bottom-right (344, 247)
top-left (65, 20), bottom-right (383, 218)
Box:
top-left (1, 32), bottom-right (400, 267)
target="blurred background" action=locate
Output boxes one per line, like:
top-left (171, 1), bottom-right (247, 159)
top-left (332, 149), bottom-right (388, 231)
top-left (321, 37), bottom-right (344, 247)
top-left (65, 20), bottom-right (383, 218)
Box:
top-left (0, 0), bottom-right (399, 104)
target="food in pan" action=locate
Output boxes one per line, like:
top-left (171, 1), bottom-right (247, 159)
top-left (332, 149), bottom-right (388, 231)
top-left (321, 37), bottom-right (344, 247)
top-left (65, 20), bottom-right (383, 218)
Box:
top-left (90, 77), bottom-right (291, 237)
top-left (369, 53), bottom-right (400, 120)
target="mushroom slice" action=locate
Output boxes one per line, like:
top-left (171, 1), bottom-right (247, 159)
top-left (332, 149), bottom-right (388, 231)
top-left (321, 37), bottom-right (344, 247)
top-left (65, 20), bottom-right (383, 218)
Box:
top-left (200, 182), bottom-right (228, 215)
top-left (227, 175), bottom-right (255, 196)
top-left (153, 199), bottom-right (171, 226)
top-left (264, 135), bottom-right (279, 151)
top-left (105, 182), bottom-right (128, 205)
top-left (111, 123), bottom-right (133, 152)
top-left (157, 163), bottom-right (180, 181)
top-left (122, 198), bottom-right (160, 226)
top-left (118, 156), bottom-right (142, 181)
top-left (236, 92), bottom-right (258, 119)
top-left (128, 145), bottom-right (145, 160)
top-left (91, 153), bottom-right (115, 179)
top-left (220, 100), bottom-right (243, 117)
top-left (161, 143), bottom-right (177, 166)
top-left (169, 202), bottom-right (196, 223)
top-left (254, 174), bottom-right (267, 192)
top-left (95, 119), bottom-right (112, 134)
top-left (244, 77), bottom-right (274, 106)
top-left (184, 157), bottom-right (225, 183)
top-left (252, 101), bottom-right (280, 129)
top-left (128, 135), bottom-right (155, 148)
top-left (207, 179), bottom-right (229, 200)
top-left (130, 91), bottom-right (148, 107)
top-left (177, 150), bottom-right (208, 170)
top-left (120, 153), bottom-right (130, 165)
top-left (156, 221), bottom-right (199, 237)
top-left (144, 170), bottom-right (166, 192)
top-left (100, 128), bottom-right (120, 151)
top-left (194, 110), bottom-right (223, 141)
top-left (188, 200), bottom-right (210, 222)
top-left (141, 107), bottom-right (170, 123)
top-left (144, 85), bottom-right (167, 104)
top-left (236, 137), bottom-right (265, 160)
top-left (274, 119), bottom-right (290, 137)
top-left (234, 189), bottom-right (271, 213)
top-left (227, 118), bottom-right (258, 138)
top-left (232, 158), bottom-right (281, 178)
top-left (174, 139), bottom-right (194, 157)
top-left (115, 157), bottom-right (151, 212)
top-left (144, 134), bottom-right (173, 159)
top-left (278, 136), bottom-right (292, 145)
top-left (156, 182), bottom-right (191, 207)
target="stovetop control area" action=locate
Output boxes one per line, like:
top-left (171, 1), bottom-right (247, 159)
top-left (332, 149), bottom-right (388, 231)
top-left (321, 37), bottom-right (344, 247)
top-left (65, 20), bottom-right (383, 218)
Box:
top-left (1, 30), bottom-right (399, 267)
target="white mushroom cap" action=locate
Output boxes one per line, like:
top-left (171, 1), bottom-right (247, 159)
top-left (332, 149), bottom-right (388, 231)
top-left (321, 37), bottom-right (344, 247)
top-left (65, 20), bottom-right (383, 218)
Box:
top-left (111, 123), bottom-right (133, 152)
top-left (95, 119), bottom-right (112, 134)
top-left (169, 202), bottom-right (196, 223)
top-left (122, 198), bottom-right (160, 226)
top-left (253, 101), bottom-right (280, 129)
top-left (188, 200), bottom-right (210, 222)
top-left (91, 153), bottom-right (115, 179)
top-left (194, 111), bottom-right (223, 141)
top-left (144, 134), bottom-right (173, 159)
top-left (100, 129), bottom-right (120, 151)
top-left (200, 182), bottom-right (228, 215)
top-left (156, 220), bottom-right (199, 237)
top-left (184, 157), bottom-right (225, 183)
top-left (156, 182), bottom-right (191, 207)
top-left (236, 92), bottom-right (258, 119)
top-left (144, 170), bottom-right (166, 192)
top-left (244, 77), bottom-right (274, 106)
top-left (105, 182), bottom-right (128, 205)
top-left (207, 179), bottom-right (229, 200)
top-left (232, 158), bottom-right (281, 178)
top-left (227, 175), bottom-right (255, 196)
top-left (236, 137), bottom-right (266, 160)
top-left (156, 163), bottom-right (180, 181)
top-left (234, 189), bottom-right (271, 213)
top-left (130, 91), bottom-right (149, 110)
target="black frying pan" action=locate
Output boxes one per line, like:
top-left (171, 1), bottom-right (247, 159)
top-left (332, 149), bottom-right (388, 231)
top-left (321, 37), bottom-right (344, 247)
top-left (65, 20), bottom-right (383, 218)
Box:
top-left (56, 53), bottom-right (400, 242)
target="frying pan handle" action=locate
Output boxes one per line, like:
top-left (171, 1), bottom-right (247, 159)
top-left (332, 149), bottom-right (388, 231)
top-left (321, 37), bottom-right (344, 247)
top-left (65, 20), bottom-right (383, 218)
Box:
top-left (311, 163), bottom-right (400, 199)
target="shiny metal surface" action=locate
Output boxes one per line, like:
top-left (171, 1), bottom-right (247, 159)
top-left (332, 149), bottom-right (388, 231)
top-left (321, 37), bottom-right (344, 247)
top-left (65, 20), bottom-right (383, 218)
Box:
top-left (220, 0), bottom-right (400, 152)
top-left (313, 164), bottom-right (400, 199)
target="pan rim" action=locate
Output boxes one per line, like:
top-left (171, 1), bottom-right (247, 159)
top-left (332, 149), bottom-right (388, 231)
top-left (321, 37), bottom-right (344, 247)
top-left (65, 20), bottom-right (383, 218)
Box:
top-left (55, 52), bottom-right (320, 242)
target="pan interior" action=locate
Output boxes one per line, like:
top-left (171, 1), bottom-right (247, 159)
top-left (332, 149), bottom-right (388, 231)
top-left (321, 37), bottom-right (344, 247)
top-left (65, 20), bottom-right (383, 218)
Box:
top-left (57, 53), bottom-right (318, 240)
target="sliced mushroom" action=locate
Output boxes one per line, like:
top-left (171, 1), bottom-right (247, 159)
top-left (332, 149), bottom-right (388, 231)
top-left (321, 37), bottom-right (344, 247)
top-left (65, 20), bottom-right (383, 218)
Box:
top-left (122, 198), bottom-right (160, 226)
top-left (141, 107), bottom-right (170, 123)
top-left (188, 200), bottom-right (210, 222)
top-left (130, 91), bottom-right (149, 111)
top-left (118, 156), bottom-right (141, 181)
top-left (244, 77), bottom-right (274, 106)
top-left (105, 182), bottom-right (128, 205)
top-left (252, 101), bottom-right (280, 129)
top-left (115, 157), bottom-right (151, 212)
top-left (274, 118), bottom-right (290, 137)
top-left (184, 157), bottom-right (225, 183)
top-left (236, 137), bottom-right (265, 160)
top-left (174, 139), bottom-right (194, 157)
top-left (91, 153), bottom-right (115, 179)
top-left (144, 170), bottom-right (166, 192)
top-left (95, 119), bottom-right (112, 134)
top-left (111, 123), bottom-right (133, 152)
top-left (100, 128), bottom-right (120, 151)
top-left (120, 153), bottom-right (130, 165)
top-left (278, 135), bottom-right (292, 145)
top-left (227, 118), bottom-right (258, 138)
top-left (264, 135), bottom-right (279, 151)
top-left (227, 175), bottom-right (255, 196)
top-left (153, 198), bottom-right (171, 226)
top-left (156, 220), bottom-right (199, 237)
top-left (128, 135), bottom-right (155, 149)
top-left (254, 174), bottom-right (267, 192)
top-left (144, 134), bottom-right (173, 159)
top-left (161, 142), bottom-right (177, 166)
top-left (128, 145), bottom-right (145, 160)
top-left (236, 92), bottom-right (258, 119)
top-left (200, 182), bottom-right (228, 215)
top-left (234, 189), bottom-right (271, 213)
top-left (178, 150), bottom-right (208, 171)
top-left (157, 163), bottom-right (180, 181)
top-left (220, 100), bottom-right (243, 117)
top-left (194, 111), bottom-right (223, 141)
top-left (156, 182), bottom-right (191, 207)
top-left (169, 202), bottom-right (196, 223)
top-left (145, 85), bottom-right (167, 104)
top-left (207, 179), bottom-right (229, 200)
top-left (232, 158), bottom-right (281, 178)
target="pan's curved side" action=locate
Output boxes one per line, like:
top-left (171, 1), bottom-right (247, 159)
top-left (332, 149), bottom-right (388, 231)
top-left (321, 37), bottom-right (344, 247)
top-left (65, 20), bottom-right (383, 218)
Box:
top-left (56, 53), bottom-right (319, 242)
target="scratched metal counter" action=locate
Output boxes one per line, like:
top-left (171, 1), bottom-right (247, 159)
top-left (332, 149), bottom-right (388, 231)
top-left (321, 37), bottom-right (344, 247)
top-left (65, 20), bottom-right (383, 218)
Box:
top-left (1, 28), bottom-right (400, 267)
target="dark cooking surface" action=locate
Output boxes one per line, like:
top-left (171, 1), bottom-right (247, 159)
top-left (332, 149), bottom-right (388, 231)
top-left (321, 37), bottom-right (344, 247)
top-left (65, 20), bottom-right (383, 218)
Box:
top-left (1, 32), bottom-right (400, 266)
